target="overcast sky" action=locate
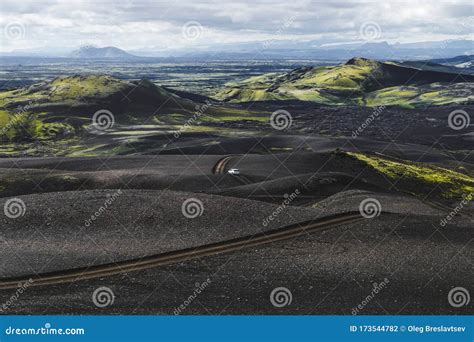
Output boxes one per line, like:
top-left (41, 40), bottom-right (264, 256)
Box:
top-left (0, 0), bottom-right (473, 52)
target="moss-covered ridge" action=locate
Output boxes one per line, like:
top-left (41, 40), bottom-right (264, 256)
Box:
top-left (0, 75), bottom-right (192, 111)
top-left (0, 75), bottom-right (268, 145)
top-left (0, 75), bottom-right (199, 142)
top-left (347, 152), bottom-right (474, 199)
top-left (215, 57), bottom-right (474, 107)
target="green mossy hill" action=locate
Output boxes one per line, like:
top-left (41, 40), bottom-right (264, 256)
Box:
top-left (363, 83), bottom-right (474, 107)
top-left (0, 75), bottom-right (191, 111)
top-left (0, 75), bottom-right (196, 142)
top-left (0, 75), bottom-right (264, 144)
top-left (347, 152), bottom-right (474, 200)
top-left (32, 75), bottom-right (127, 101)
top-left (215, 57), bottom-right (474, 107)
top-left (215, 60), bottom-right (379, 103)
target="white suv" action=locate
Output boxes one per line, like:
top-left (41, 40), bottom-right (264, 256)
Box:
top-left (227, 168), bottom-right (240, 175)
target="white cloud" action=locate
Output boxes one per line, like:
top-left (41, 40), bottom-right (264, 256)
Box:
top-left (0, 0), bottom-right (472, 52)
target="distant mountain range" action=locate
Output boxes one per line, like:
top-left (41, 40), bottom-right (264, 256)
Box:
top-left (423, 54), bottom-right (474, 64)
top-left (400, 55), bottom-right (474, 75)
top-left (68, 46), bottom-right (140, 59)
top-left (2, 39), bottom-right (473, 61)
top-left (128, 40), bottom-right (474, 61)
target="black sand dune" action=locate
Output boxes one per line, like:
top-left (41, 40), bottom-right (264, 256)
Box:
top-left (214, 172), bottom-right (384, 203)
top-left (0, 189), bottom-right (325, 278)
top-left (127, 131), bottom-right (473, 163)
top-left (2, 209), bottom-right (471, 315)
top-left (0, 151), bottom-right (472, 315)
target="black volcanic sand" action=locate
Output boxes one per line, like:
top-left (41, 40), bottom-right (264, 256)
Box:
top-left (2, 212), bottom-right (471, 315)
top-left (0, 155), bottom-right (222, 172)
top-left (214, 172), bottom-right (385, 204)
top-left (143, 134), bottom-right (473, 163)
top-left (0, 155), bottom-right (242, 198)
top-left (0, 151), bottom-right (472, 315)
top-left (0, 189), bottom-right (445, 278)
top-left (206, 103), bottom-right (474, 152)
top-left (310, 190), bottom-right (465, 220)
top-left (0, 168), bottom-right (249, 198)
top-left (0, 189), bottom-right (324, 278)
top-left (128, 105), bottom-right (474, 155)
top-left (0, 152), bottom-right (471, 206)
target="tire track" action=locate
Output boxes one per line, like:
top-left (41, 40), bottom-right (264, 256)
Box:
top-left (0, 212), bottom-right (369, 289)
top-left (212, 155), bottom-right (239, 174)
